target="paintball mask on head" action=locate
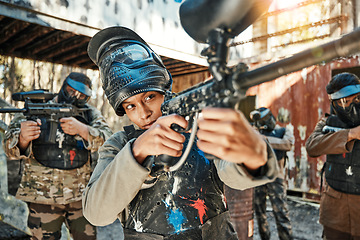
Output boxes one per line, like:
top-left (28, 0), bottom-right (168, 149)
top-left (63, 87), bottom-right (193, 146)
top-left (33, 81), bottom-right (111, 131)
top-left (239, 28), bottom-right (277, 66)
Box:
top-left (87, 26), bottom-right (172, 116)
top-left (250, 107), bottom-right (276, 131)
top-left (58, 75), bottom-right (92, 107)
top-left (330, 84), bottom-right (360, 127)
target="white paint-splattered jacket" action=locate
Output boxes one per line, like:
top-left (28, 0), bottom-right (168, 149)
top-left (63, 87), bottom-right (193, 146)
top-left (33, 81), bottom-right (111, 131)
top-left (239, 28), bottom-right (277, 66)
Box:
top-left (5, 103), bottom-right (113, 205)
top-left (82, 128), bottom-right (278, 237)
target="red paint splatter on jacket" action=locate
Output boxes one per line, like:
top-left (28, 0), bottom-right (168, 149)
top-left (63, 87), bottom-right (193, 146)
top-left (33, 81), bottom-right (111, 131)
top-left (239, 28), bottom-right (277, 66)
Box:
top-left (188, 198), bottom-right (208, 224)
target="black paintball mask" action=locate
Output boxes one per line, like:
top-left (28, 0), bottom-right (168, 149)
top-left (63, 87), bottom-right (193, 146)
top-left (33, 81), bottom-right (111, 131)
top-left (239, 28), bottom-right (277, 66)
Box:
top-left (250, 107), bottom-right (276, 132)
top-left (58, 76), bottom-right (92, 107)
top-left (87, 26), bottom-right (172, 116)
top-left (330, 84), bottom-right (360, 127)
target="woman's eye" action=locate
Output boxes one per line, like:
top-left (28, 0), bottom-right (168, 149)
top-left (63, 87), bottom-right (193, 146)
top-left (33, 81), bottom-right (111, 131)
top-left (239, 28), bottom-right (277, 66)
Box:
top-left (125, 104), bottom-right (134, 110)
top-left (145, 94), bottom-right (155, 101)
top-left (355, 95), bottom-right (360, 102)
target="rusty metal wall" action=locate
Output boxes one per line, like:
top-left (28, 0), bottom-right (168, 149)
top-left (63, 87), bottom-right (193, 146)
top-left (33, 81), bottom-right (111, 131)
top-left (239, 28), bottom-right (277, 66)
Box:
top-left (247, 55), bottom-right (360, 200)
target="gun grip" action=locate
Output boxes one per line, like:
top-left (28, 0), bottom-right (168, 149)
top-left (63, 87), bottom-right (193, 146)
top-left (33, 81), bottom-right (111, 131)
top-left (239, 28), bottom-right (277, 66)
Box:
top-left (153, 154), bottom-right (181, 169)
top-left (47, 119), bottom-right (58, 143)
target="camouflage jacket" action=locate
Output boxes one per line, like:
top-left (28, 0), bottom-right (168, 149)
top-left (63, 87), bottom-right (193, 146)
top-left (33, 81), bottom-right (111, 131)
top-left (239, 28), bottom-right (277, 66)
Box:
top-left (263, 125), bottom-right (294, 179)
top-left (4, 103), bottom-right (113, 205)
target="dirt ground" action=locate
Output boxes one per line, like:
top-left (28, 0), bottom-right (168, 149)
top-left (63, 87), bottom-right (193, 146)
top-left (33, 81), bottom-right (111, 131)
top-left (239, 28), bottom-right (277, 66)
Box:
top-left (253, 196), bottom-right (322, 240)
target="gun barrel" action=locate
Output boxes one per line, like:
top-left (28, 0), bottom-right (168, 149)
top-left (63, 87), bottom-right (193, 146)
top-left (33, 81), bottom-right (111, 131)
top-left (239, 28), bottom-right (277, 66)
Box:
top-left (0, 108), bottom-right (26, 113)
top-left (238, 27), bottom-right (360, 89)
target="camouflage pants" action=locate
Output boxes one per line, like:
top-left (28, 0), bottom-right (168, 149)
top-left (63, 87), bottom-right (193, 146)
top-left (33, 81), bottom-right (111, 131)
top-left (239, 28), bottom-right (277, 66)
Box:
top-left (27, 200), bottom-right (96, 240)
top-left (254, 177), bottom-right (293, 240)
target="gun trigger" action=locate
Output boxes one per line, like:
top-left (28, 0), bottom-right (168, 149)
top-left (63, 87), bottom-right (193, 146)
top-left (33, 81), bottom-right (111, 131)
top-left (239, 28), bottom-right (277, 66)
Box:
top-left (28, 116), bottom-right (38, 123)
top-left (170, 123), bottom-right (186, 133)
top-left (170, 113), bottom-right (196, 132)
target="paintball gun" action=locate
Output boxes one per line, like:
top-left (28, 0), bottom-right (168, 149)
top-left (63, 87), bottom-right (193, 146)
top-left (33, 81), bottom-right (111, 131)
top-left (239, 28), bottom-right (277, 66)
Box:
top-left (321, 115), bottom-right (348, 133)
top-left (157, 0), bottom-right (360, 172)
top-left (0, 89), bottom-right (90, 143)
top-left (322, 126), bottom-right (344, 133)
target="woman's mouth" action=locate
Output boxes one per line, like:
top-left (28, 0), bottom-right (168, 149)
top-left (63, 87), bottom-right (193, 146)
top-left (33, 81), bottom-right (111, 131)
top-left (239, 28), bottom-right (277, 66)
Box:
top-left (142, 120), bottom-right (155, 129)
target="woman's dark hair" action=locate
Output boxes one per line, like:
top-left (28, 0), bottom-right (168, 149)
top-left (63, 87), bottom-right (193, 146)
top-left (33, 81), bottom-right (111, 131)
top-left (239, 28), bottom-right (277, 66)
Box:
top-left (326, 72), bottom-right (360, 94)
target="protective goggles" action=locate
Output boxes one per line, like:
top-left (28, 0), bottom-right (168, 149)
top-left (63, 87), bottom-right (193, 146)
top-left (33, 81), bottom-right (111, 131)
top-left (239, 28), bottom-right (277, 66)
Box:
top-left (66, 78), bottom-right (92, 97)
top-left (330, 84), bottom-right (360, 109)
top-left (65, 86), bottom-right (88, 100)
top-left (332, 92), bottom-right (360, 109)
top-left (100, 40), bottom-right (165, 68)
top-left (250, 108), bottom-right (271, 121)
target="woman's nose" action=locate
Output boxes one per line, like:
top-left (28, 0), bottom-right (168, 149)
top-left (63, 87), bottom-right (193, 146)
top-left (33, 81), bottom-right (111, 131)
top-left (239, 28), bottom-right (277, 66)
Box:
top-left (139, 104), bottom-right (152, 119)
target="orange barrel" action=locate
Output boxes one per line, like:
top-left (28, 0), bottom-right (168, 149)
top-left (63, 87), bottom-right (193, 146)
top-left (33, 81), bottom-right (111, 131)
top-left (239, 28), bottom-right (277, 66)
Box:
top-left (224, 186), bottom-right (254, 240)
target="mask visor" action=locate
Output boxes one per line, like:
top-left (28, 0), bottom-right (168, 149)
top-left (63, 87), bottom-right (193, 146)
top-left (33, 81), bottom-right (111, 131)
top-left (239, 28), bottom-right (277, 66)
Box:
top-left (103, 41), bottom-right (151, 64)
top-left (66, 78), bottom-right (92, 97)
top-left (330, 85), bottom-right (360, 100)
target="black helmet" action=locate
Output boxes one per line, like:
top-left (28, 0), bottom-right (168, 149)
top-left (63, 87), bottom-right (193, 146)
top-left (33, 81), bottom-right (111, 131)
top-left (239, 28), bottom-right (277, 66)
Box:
top-left (250, 107), bottom-right (276, 131)
top-left (58, 72), bottom-right (92, 107)
top-left (327, 72), bottom-right (360, 127)
top-left (88, 26), bottom-right (172, 116)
